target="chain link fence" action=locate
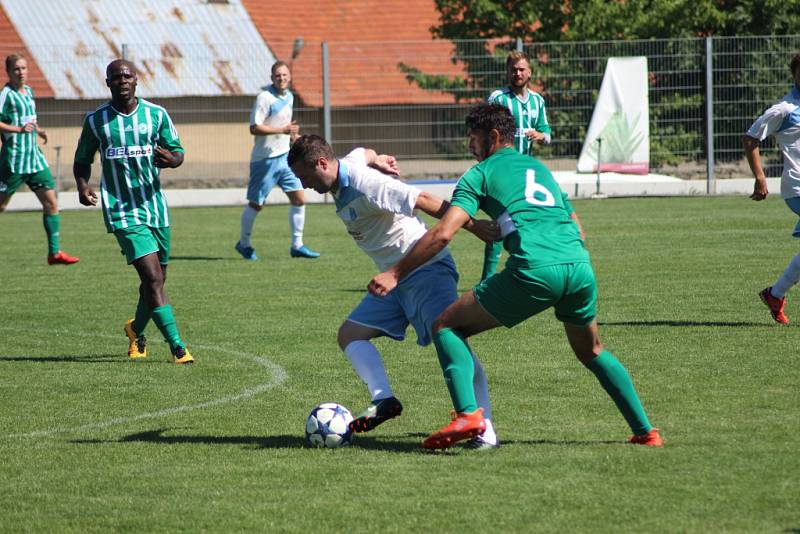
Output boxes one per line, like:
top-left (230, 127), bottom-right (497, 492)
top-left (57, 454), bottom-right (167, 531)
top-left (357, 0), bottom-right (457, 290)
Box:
top-left (19, 35), bottom-right (800, 188)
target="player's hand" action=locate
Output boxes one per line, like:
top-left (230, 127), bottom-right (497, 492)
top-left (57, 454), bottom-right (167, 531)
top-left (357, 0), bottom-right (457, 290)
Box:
top-left (77, 184), bottom-right (98, 206)
top-left (20, 122), bottom-right (35, 133)
top-left (466, 219), bottom-right (501, 243)
top-left (154, 146), bottom-right (179, 168)
top-left (285, 121), bottom-right (300, 136)
top-left (368, 271), bottom-right (398, 297)
top-left (372, 154), bottom-right (399, 176)
top-left (526, 130), bottom-right (546, 144)
top-left (750, 178), bottom-right (768, 201)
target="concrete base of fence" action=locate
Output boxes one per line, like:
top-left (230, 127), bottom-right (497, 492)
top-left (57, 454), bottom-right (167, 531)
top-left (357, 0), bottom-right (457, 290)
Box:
top-left (3, 176), bottom-right (775, 212)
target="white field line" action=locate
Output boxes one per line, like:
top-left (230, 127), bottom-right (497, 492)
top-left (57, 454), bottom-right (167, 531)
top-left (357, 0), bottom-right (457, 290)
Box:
top-left (0, 328), bottom-right (288, 439)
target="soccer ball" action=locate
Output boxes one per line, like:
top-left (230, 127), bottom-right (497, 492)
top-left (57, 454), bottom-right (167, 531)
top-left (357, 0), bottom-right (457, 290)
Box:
top-left (305, 402), bottom-right (354, 448)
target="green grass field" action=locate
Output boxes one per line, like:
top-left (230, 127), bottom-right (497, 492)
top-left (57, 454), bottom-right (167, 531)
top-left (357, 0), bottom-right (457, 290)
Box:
top-left (1, 196), bottom-right (797, 532)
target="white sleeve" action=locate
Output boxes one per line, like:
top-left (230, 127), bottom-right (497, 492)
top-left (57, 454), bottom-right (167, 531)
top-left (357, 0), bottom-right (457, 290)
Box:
top-left (250, 92), bottom-right (270, 127)
top-left (349, 165), bottom-right (420, 216)
top-left (746, 102), bottom-right (790, 141)
top-left (341, 147), bottom-right (368, 168)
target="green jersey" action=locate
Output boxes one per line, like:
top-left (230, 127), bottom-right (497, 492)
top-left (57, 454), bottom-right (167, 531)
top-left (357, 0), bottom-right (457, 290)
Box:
top-left (0, 84), bottom-right (47, 174)
top-left (488, 87), bottom-right (551, 155)
top-left (451, 147), bottom-right (588, 270)
top-left (74, 98), bottom-right (183, 233)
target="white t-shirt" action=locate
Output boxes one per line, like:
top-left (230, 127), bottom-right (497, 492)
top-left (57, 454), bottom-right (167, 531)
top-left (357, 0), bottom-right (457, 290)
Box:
top-left (334, 148), bottom-right (450, 272)
top-left (746, 87), bottom-right (800, 199)
top-left (250, 85), bottom-right (293, 161)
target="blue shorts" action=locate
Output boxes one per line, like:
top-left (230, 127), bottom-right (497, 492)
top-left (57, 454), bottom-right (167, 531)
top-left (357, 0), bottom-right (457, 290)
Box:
top-left (785, 197), bottom-right (800, 237)
top-left (347, 256), bottom-right (458, 346)
top-left (247, 153), bottom-right (302, 205)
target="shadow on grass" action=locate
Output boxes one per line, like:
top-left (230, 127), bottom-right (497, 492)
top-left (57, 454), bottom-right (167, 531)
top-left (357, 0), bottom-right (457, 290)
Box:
top-left (75, 428), bottom-right (428, 454)
top-left (170, 255), bottom-right (230, 261)
top-left (407, 432), bottom-right (620, 447)
top-left (0, 354), bottom-right (124, 363)
top-left (599, 320), bottom-right (766, 328)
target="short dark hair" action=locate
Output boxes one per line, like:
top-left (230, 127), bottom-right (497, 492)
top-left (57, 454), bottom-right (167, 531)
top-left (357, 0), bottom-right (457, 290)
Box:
top-left (465, 103), bottom-right (516, 145)
top-left (5, 53), bottom-right (24, 72)
top-left (791, 54), bottom-right (800, 77)
top-left (271, 60), bottom-right (290, 76)
top-left (287, 134), bottom-right (335, 168)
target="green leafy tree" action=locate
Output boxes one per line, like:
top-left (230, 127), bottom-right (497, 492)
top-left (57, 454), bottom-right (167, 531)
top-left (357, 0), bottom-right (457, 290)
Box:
top-left (402, 0), bottom-right (800, 165)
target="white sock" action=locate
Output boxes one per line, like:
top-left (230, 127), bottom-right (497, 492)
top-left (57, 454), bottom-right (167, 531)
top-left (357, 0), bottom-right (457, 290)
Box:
top-left (239, 206), bottom-right (259, 247)
top-left (289, 205), bottom-right (305, 249)
top-left (471, 353), bottom-right (492, 421)
top-left (481, 419), bottom-right (498, 446)
top-left (772, 253), bottom-right (800, 297)
top-left (344, 340), bottom-right (394, 401)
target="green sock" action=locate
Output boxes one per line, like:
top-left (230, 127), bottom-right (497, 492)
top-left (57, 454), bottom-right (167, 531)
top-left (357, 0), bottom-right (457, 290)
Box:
top-left (586, 350), bottom-right (652, 435)
top-left (132, 296), bottom-right (151, 336)
top-left (481, 240), bottom-right (502, 281)
top-left (43, 213), bottom-right (60, 255)
top-left (151, 304), bottom-right (184, 352)
top-left (432, 328), bottom-right (478, 413)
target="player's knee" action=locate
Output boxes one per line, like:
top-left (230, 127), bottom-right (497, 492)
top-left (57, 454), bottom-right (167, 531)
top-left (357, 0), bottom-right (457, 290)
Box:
top-left (337, 324), bottom-right (354, 351)
top-left (431, 317), bottom-right (448, 335)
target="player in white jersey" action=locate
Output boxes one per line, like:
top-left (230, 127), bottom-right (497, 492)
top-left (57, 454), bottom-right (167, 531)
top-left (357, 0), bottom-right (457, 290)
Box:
top-left (0, 53), bottom-right (78, 265)
top-left (745, 54), bottom-right (800, 325)
top-left (235, 61), bottom-right (319, 261)
top-left (288, 134), bottom-right (502, 449)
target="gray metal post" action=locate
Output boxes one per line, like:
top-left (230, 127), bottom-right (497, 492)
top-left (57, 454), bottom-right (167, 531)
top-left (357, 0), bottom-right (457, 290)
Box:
top-left (516, 37), bottom-right (523, 53)
top-left (53, 146), bottom-right (62, 196)
top-left (322, 42), bottom-right (331, 143)
top-left (592, 137), bottom-right (606, 199)
top-left (121, 43), bottom-right (128, 60)
top-left (705, 36), bottom-right (715, 194)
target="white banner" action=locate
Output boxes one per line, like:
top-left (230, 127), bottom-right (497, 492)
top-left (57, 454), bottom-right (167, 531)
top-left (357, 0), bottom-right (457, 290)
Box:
top-left (577, 57), bottom-right (649, 174)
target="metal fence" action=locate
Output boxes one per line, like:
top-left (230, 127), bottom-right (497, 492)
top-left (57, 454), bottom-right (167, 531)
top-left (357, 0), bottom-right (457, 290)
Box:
top-left (24, 35), bottom-right (800, 187)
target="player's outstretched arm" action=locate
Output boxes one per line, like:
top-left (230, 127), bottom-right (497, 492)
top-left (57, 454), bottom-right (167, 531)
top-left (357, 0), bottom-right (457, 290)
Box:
top-left (73, 162), bottom-right (97, 206)
top-left (743, 135), bottom-right (768, 200)
top-left (415, 192), bottom-right (500, 243)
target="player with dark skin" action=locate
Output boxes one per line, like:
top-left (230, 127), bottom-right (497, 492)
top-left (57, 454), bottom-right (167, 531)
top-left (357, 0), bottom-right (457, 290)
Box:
top-left (74, 59), bottom-right (183, 312)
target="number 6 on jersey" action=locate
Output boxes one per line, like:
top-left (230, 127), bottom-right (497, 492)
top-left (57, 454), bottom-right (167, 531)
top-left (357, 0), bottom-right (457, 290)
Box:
top-left (525, 168), bottom-right (556, 206)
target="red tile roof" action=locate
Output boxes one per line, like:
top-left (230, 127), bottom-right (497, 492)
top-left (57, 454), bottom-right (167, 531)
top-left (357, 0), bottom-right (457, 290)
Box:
top-left (0, 5), bottom-right (53, 97)
top-left (241, 0), bottom-right (462, 106)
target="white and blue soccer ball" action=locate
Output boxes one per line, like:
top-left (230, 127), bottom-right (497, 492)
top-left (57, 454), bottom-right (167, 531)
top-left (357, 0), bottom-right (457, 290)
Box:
top-left (305, 402), bottom-right (354, 449)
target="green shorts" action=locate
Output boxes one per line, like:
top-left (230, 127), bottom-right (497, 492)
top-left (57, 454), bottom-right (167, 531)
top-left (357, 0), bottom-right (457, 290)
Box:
top-left (114, 225), bottom-right (171, 265)
top-left (474, 262), bottom-right (597, 327)
top-left (0, 166), bottom-right (54, 195)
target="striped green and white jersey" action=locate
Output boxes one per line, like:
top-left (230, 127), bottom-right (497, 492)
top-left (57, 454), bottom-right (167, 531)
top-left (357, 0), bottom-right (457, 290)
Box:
top-left (74, 98), bottom-right (183, 232)
top-left (488, 87), bottom-right (552, 155)
top-left (0, 84), bottom-right (48, 174)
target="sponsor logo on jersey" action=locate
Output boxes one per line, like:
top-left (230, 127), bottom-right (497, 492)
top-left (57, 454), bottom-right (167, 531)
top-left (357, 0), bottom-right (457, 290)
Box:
top-left (105, 145), bottom-right (153, 159)
top-left (20, 114), bottom-right (36, 125)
